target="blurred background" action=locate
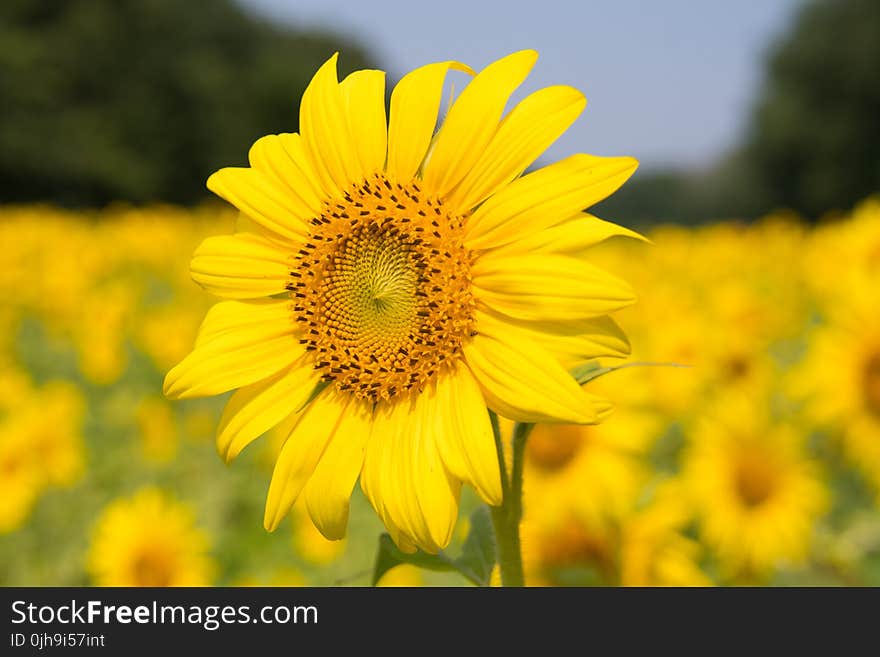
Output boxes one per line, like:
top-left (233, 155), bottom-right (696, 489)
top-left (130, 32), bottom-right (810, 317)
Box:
top-left (1, 0), bottom-right (879, 586)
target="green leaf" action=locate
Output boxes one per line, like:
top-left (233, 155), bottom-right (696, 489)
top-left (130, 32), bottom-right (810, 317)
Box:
top-left (571, 360), bottom-right (613, 385)
top-left (371, 507), bottom-right (498, 586)
top-left (371, 534), bottom-right (457, 586)
top-left (456, 507), bottom-right (497, 586)
top-left (571, 360), bottom-right (689, 385)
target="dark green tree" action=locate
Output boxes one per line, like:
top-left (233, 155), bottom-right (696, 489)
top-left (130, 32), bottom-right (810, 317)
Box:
top-left (0, 0), bottom-right (374, 206)
top-left (745, 0), bottom-right (880, 219)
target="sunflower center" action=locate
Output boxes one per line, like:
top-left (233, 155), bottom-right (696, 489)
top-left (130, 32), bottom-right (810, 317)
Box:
top-left (733, 453), bottom-right (778, 508)
top-left (291, 173), bottom-right (475, 401)
top-left (130, 549), bottom-right (174, 587)
top-left (862, 352), bottom-right (880, 417)
top-left (723, 353), bottom-right (751, 382)
top-left (527, 424), bottom-right (588, 472)
top-left (541, 520), bottom-right (615, 584)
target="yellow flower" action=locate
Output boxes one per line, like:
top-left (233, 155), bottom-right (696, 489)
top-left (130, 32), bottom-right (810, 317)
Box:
top-left (523, 405), bottom-right (659, 527)
top-left (75, 281), bottom-right (132, 385)
top-left (136, 396), bottom-right (179, 463)
top-left (619, 482), bottom-right (711, 587)
top-left (137, 305), bottom-right (208, 373)
top-left (25, 381), bottom-right (86, 487)
top-left (522, 513), bottom-right (618, 586)
top-left (803, 197), bottom-right (880, 302)
top-left (164, 51), bottom-right (639, 553)
top-left (0, 427), bottom-right (44, 533)
top-left (376, 564), bottom-right (424, 587)
top-left (0, 378), bottom-right (85, 533)
top-left (88, 487), bottom-right (214, 586)
top-left (683, 394), bottom-right (828, 579)
top-left (795, 288), bottom-right (880, 502)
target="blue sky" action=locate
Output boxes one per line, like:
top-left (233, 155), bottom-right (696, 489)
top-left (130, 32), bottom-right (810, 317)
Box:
top-left (242, 0), bottom-right (804, 170)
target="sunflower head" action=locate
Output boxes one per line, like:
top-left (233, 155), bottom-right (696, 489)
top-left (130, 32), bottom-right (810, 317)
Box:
top-left (526, 423), bottom-right (588, 472)
top-left (685, 394), bottom-right (829, 578)
top-left (87, 488), bottom-right (214, 587)
top-left (164, 50), bottom-right (640, 553)
top-left (732, 448), bottom-right (780, 508)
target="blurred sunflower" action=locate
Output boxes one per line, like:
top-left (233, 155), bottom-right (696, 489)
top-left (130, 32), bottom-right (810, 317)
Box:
top-left (0, 428), bottom-right (43, 533)
top-left (683, 395), bottom-right (828, 580)
top-left (0, 378), bottom-right (85, 532)
top-left (165, 50), bottom-right (640, 553)
top-left (521, 481), bottom-right (709, 587)
top-left (803, 198), bottom-right (880, 302)
top-left (88, 488), bottom-right (214, 587)
top-left (136, 396), bottom-right (179, 463)
top-left (522, 512), bottom-right (617, 586)
top-left (376, 564), bottom-right (425, 587)
top-left (523, 407), bottom-right (658, 527)
top-left (619, 484), bottom-right (710, 587)
top-left (796, 290), bottom-right (880, 502)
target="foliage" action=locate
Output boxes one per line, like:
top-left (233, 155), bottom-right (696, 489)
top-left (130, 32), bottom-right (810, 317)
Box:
top-left (745, 0), bottom-right (880, 219)
top-left (0, 0), bottom-right (374, 206)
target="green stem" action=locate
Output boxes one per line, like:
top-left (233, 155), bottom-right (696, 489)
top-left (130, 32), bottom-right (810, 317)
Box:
top-left (510, 422), bottom-right (533, 523)
top-left (488, 412), bottom-right (533, 587)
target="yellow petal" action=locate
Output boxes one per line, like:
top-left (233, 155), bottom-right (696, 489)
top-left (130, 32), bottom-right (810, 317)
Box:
top-left (207, 167), bottom-right (311, 242)
top-left (433, 364), bottom-right (502, 505)
top-left (362, 397), bottom-right (433, 551)
top-left (248, 134), bottom-right (325, 218)
top-left (465, 154), bottom-right (638, 250)
top-left (216, 358), bottom-right (322, 462)
top-left (263, 386), bottom-right (346, 531)
top-left (464, 313), bottom-right (610, 424)
top-left (340, 69), bottom-right (388, 175)
top-left (422, 50), bottom-right (537, 198)
top-left (164, 302), bottom-right (300, 400)
top-left (386, 60), bottom-right (474, 183)
top-left (476, 309), bottom-right (630, 370)
top-left (190, 232), bottom-right (293, 299)
top-left (299, 53), bottom-right (361, 195)
top-left (492, 212), bottom-right (648, 256)
top-left (409, 389), bottom-right (462, 550)
top-left (447, 85), bottom-right (585, 211)
top-left (303, 397), bottom-right (373, 540)
top-left (194, 299), bottom-right (294, 347)
top-left (472, 252), bottom-right (635, 321)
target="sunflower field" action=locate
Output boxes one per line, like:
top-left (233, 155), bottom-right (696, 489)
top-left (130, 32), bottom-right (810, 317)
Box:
top-left (2, 197), bottom-right (879, 587)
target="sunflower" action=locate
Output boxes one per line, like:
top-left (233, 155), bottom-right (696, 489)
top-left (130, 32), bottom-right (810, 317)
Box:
top-left (619, 482), bottom-right (711, 587)
top-left (683, 394), bottom-right (828, 580)
top-left (0, 377), bottom-right (85, 533)
top-left (795, 287), bottom-right (880, 502)
top-left (136, 395), bottom-right (178, 463)
top-left (0, 427), bottom-right (43, 533)
top-left (521, 481), bottom-right (709, 586)
top-left (164, 50), bottom-right (639, 553)
top-left (522, 404), bottom-right (658, 528)
top-left (88, 487), bottom-right (214, 586)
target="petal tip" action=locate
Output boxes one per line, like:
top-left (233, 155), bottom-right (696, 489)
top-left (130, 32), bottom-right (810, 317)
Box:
top-left (263, 507), bottom-right (281, 532)
top-left (162, 369), bottom-right (181, 400)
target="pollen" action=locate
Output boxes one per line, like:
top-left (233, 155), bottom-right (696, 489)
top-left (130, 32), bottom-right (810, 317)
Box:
top-left (290, 173), bottom-right (476, 402)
